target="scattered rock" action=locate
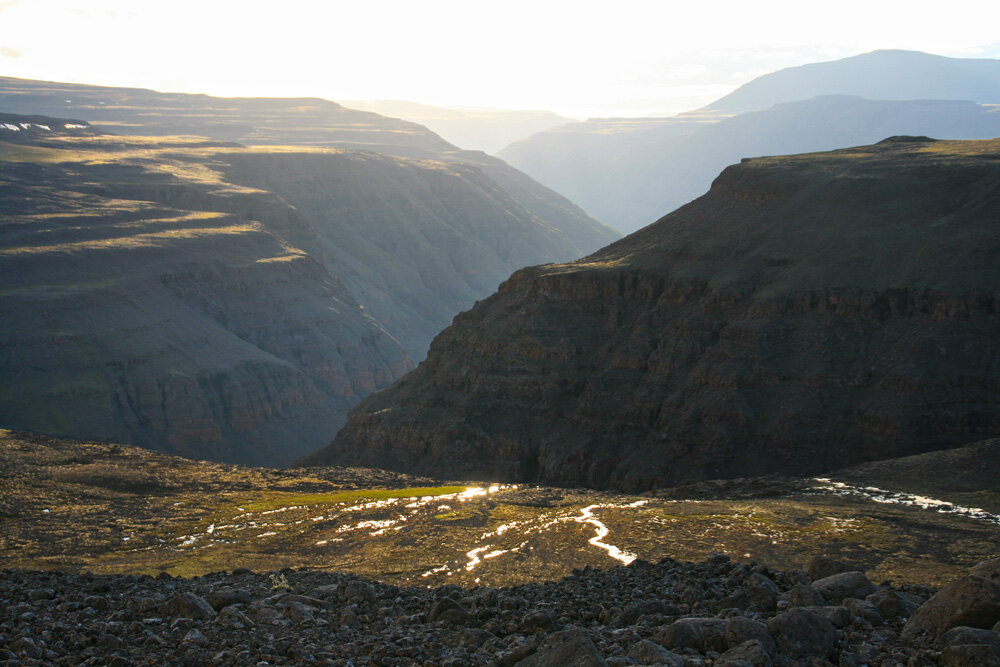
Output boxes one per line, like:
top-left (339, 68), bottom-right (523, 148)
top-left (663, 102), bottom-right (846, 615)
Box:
top-left (843, 597), bottom-right (884, 625)
top-left (515, 628), bottom-right (608, 666)
top-left (519, 610), bottom-right (555, 634)
top-left (866, 588), bottom-right (918, 621)
top-left (430, 597), bottom-right (471, 625)
top-left (655, 617), bottom-right (727, 652)
top-left (785, 583), bottom-right (827, 608)
top-left (0, 556), bottom-right (960, 665)
top-left (725, 615), bottom-right (776, 653)
top-left (767, 608), bottom-right (839, 659)
top-left (206, 587), bottom-right (250, 610)
top-left (811, 571), bottom-right (876, 604)
top-left (716, 639), bottom-right (774, 667)
top-left (627, 638), bottom-right (684, 666)
top-left (903, 574), bottom-right (1000, 641)
top-left (158, 592), bottom-right (216, 620)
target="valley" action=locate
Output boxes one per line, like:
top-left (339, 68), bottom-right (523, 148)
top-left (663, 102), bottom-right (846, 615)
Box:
top-left (320, 136), bottom-right (1000, 490)
top-left (0, 114), bottom-right (614, 464)
top-left (3, 36), bottom-right (1000, 665)
top-left (4, 429), bottom-right (998, 590)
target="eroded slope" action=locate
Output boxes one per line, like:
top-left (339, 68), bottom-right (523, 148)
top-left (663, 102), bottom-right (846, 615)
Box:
top-left (316, 137), bottom-right (1000, 488)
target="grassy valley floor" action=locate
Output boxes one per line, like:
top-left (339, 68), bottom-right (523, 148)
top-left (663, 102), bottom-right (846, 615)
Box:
top-left (2, 429), bottom-right (997, 588)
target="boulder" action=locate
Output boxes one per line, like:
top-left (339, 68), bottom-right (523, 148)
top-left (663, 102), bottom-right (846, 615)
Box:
top-left (158, 592), bottom-right (216, 620)
top-left (611, 600), bottom-right (682, 627)
top-left (811, 571), bottom-right (876, 603)
top-left (937, 626), bottom-right (1000, 666)
top-left (902, 575), bottom-right (1000, 642)
top-left (718, 574), bottom-right (779, 612)
top-left (941, 643), bottom-right (1000, 666)
top-left (519, 610), bottom-right (555, 634)
top-left (627, 639), bottom-right (684, 666)
top-left (767, 608), bottom-right (840, 659)
top-left (785, 583), bottom-right (826, 608)
top-left (429, 597), bottom-right (470, 625)
top-left (715, 639), bottom-right (774, 667)
top-left (214, 606), bottom-right (255, 629)
top-left (970, 558), bottom-right (1000, 580)
top-left (182, 628), bottom-right (209, 647)
top-left (514, 629), bottom-right (608, 666)
top-left (941, 626), bottom-right (1000, 647)
top-left (725, 616), bottom-right (776, 653)
top-left (340, 580), bottom-right (376, 603)
top-left (206, 588), bottom-right (250, 611)
top-left (655, 617), bottom-right (728, 652)
top-left (799, 605), bottom-right (851, 628)
top-left (866, 589), bottom-right (918, 621)
top-left (843, 598), bottom-right (884, 625)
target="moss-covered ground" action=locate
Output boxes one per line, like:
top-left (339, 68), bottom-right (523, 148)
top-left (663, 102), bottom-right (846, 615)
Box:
top-left (2, 429), bottom-right (997, 588)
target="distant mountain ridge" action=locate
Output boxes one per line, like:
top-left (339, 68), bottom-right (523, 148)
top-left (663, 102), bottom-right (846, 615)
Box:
top-left (311, 137), bottom-right (1000, 489)
top-left (499, 50), bottom-right (1000, 233)
top-left (339, 99), bottom-right (572, 153)
top-left (705, 49), bottom-right (1000, 114)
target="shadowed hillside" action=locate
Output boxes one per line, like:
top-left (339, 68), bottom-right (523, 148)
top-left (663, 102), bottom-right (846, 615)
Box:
top-left (313, 137), bottom-right (1000, 489)
top-left (0, 77), bottom-right (619, 254)
top-left (0, 121), bottom-right (612, 463)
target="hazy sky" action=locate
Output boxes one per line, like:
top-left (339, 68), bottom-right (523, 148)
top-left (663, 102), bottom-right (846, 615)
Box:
top-left (1, 0), bottom-right (999, 118)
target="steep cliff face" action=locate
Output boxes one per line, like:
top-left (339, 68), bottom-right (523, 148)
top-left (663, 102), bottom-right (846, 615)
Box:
top-left (312, 137), bottom-right (1000, 489)
top-left (0, 135), bottom-right (413, 465)
top-left (219, 150), bottom-right (608, 357)
top-left (0, 122), bottom-right (618, 463)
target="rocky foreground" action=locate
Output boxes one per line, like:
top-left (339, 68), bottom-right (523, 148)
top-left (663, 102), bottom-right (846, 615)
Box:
top-left (5, 554), bottom-right (1000, 666)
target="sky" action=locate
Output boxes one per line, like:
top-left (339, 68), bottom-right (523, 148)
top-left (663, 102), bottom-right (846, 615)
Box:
top-left (1, 0), bottom-right (999, 118)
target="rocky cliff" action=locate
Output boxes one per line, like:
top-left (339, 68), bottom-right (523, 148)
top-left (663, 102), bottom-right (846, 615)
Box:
top-left (0, 89), bottom-right (622, 463)
top-left (311, 137), bottom-right (1000, 489)
top-left (0, 134), bottom-right (416, 465)
top-left (218, 150), bottom-right (609, 358)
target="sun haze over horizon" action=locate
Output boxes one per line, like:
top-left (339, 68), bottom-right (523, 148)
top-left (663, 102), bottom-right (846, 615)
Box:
top-left (1, 0), bottom-right (999, 119)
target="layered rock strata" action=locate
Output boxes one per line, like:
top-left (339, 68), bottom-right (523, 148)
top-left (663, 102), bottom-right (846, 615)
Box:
top-left (314, 137), bottom-right (1000, 489)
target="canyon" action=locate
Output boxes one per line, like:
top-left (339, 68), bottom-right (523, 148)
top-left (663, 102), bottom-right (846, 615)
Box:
top-left (316, 136), bottom-right (1000, 489)
top-left (0, 109), bottom-right (614, 464)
